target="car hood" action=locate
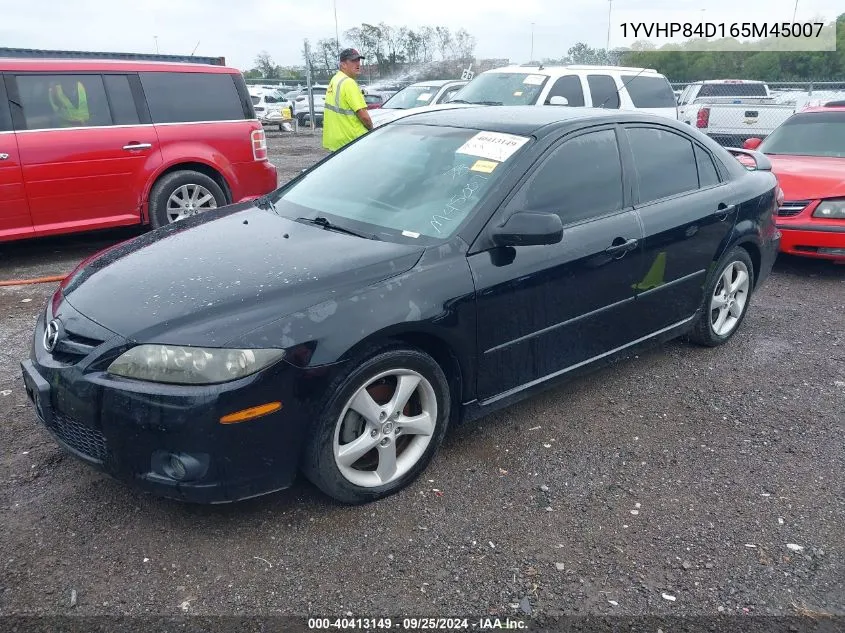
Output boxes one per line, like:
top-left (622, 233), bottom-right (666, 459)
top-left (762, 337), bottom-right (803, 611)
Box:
top-left (767, 155), bottom-right (845, 200)
top-left (59, 205), bottom-right (425, 346)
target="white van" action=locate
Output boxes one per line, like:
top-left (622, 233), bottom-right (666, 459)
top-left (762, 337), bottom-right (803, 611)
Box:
top-left (448, 64), bottom-right (679, 120)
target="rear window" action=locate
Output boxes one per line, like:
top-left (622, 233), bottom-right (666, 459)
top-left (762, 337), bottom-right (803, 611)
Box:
top-left (697, 83), bottom-right (767, 98)
top-left (251, 95), bottom-right (261, 105)
top-left (622, 75), bottom-right (676, 108)
top-left (140, 72), bottom-right (247, 123)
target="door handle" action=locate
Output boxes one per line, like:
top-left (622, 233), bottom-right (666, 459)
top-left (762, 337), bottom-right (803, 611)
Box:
top-left (123, 143), bottom-right (152, 151)
top-left (0, 153), bottom-right (9, 160)
top-left (605, 238), bottom-right (639, 257)
top-left (714, 203), bottom-right (736, 221)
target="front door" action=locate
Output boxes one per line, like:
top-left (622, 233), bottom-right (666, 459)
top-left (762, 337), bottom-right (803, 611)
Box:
top-left (9, 72), bottom-right (161, 237)
top-left (468, 126), bottom-right (645, 402)
top-left (0, 75), bottom-right (33, 240)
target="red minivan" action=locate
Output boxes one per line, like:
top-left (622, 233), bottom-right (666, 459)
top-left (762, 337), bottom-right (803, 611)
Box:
top-left (0, 58), bottom-right (278, 242)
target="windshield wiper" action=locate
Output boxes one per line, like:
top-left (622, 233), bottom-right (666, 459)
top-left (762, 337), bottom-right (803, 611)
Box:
top-left (447, 99), bottom-right (503, 105)
top-left (254, 194), bottom-right (277, 212)
top-left (296, 216), bottom-right (379, 240)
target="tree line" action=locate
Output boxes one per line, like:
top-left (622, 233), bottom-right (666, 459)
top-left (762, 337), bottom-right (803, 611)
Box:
top-left (245, 23), bottom-right (477, 83)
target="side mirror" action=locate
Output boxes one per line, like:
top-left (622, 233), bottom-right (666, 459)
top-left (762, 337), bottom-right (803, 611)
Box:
top-left (491, 212), bottom-right (563, 247)
top-left (548, 96), bottom-right (569, 106)
top-left (743, 137), bottom-right (763, 150)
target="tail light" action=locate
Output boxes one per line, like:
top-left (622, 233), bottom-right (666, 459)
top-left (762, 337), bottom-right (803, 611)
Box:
top-left (251, 129), bottom-right (267, 161)
top-left (696, 107), bottom-right (710, 128)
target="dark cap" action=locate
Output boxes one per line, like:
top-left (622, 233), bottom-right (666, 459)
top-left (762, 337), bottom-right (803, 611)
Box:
top-left (340, 48), bottom-right (365, 62)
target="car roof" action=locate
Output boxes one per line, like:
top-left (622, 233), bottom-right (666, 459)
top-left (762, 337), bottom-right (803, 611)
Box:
top-left (485, 64), bottom-right (664, 76)
top-left (800, 105), bottom-right (845, 113)
top-left (0, 57), bottom-right (238, 73)
top-left (393, 105), bottom-right (683, 137)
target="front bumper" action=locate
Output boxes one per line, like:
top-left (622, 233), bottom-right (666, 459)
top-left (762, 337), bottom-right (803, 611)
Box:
top-left (20, 305), bottom-right (329, 504)
top-left (776, 223), bottom-right (845, 261)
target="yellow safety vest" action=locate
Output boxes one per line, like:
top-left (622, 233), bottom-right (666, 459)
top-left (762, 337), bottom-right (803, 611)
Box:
top-left (49, 82), bottom-right (89, 126)
top-left (322, 71), bottom-right (367, 151)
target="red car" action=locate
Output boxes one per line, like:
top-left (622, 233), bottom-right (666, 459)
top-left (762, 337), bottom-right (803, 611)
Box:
top-left (0, 57), bottom-right (277, 243)
top-left (743, 104), bottom-right (845, 262)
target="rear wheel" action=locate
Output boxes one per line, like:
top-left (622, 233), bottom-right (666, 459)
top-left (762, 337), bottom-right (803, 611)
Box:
top-left (148, 170), bottom-right (227, 229)
top-left (301, 345), bottom-right (451, 505)
top-left (688, 246), bottom-right (755, 346)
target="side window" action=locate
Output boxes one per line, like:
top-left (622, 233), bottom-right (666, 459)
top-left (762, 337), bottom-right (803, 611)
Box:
top-left (621, 76), bottom-right (676, 108)
top-left (139, 72), bottom-right (246, 123)
top-left (15, 74), bottom-right (112, 130)
top-left (103, 75), bottom-right (140, 125)
top-left (545, 75), bottom-right (585, 106)
top-left (694, 144), bottom-right (721, 188)
top-left (587, 74), bottom-right (620, 109)
top-left (509, 129), bottom-right (624, 225)
top-left (626, 127), bottom-right (699, 203)
top-left (437, 86), bottom-right (461, 103)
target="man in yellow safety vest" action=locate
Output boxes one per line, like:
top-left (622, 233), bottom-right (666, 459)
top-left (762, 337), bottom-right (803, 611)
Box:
top-left (322, 48), bottom-right (373, 152)
top-left (48, 79), bottom-right (90, 127)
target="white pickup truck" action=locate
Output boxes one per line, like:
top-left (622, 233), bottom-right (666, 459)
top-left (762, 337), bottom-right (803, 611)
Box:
top-left (677, 80), bottom-right (797, 146)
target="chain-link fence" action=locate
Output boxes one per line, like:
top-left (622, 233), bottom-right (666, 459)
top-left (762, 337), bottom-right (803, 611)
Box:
top-left (669, 80), bottom-right (845, 148)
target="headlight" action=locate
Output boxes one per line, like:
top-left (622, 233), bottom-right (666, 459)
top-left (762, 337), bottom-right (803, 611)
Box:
top-left (813, 198), bottom-right (845, 219)
top-left (107, 345), bottom-right (286, 385)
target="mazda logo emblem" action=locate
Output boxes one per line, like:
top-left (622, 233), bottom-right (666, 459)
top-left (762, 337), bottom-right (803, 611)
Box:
top-left (43, 319), bottom-right (61, 352)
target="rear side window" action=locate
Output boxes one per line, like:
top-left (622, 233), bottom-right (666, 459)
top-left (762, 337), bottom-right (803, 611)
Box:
top-left (15, 74), bottom-right (113, 130)
top-left (140, 72), bottom-right (246, 123)
top-left (546, 75), bottom-right (585, 106)
top-left (694, 145), bottom-right (721, 188)
top-left (103, 75), bottom-right (141, 125)
top-left (587, 75), bottom-right (620, 109)
top-left (626, 126), bottom-right (699, 203)
top-left (698, 83), bottom-right (767, 98)
top-left (622, 75), bottom-right (676, 108)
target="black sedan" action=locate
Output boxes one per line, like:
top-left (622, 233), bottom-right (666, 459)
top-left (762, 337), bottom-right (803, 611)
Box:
top-left (21, 106), bottom-right (782, 505)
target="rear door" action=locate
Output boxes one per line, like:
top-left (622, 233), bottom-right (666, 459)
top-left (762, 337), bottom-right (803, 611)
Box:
top-left (620, 123), bottom-right (739, 336)
top-left (0, 74), bottom-right (34, 240)
top-left (9, 71), bottom-right (161, 237)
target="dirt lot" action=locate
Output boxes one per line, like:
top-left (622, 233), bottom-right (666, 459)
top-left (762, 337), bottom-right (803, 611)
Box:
top-left (1, 130), bottom-right (843, 627)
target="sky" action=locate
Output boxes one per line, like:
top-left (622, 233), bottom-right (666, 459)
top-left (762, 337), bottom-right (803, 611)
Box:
top-left (0, 0), bottom-right (840, 70)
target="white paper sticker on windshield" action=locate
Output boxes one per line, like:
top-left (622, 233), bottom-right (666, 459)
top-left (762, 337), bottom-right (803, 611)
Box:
top-left (416, 93), bottom-right (432, 101)
top-left (456, 131), bottom-right (530, 163)
top-left (402, 230), bottom-right (420, 238)
top-left (523, 74), bottom-right (546, 85)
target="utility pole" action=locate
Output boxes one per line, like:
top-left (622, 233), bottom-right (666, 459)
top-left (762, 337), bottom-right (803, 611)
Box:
top-left (606, 0), bottom-right (613, 51)
top-left (154, 36), bottom-right (159, 54)
top-left (530, 22), bottom-right (535, 62)
top-left (792, 0), bottom-right (799, 22)
top-left (334, 0), bottom-right (340, 57)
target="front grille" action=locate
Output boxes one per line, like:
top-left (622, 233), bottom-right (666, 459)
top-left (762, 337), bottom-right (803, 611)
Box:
top-left (777, 200), bottom-right (811, 217)
top-left (47, 411), bottom-right (108, 463)
top-left (50, 329), bottom-right (106, 365)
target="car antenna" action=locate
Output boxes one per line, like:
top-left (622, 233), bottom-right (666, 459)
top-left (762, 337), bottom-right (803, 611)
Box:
top-left (598, 65), bottom-right (648, 109)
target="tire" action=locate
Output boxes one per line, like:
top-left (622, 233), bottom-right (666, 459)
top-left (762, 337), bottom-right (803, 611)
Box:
top-left (301, 344), bottom-right (451, 505)
top-left (687, 246), bottom-right (755, 347)
top-left (148, 170), bottom-right (227, 229)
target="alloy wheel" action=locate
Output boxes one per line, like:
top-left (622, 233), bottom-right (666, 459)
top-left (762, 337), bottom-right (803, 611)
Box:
top-left (710, 260), bottom-right (750, 337)
top-left (166, 184), bottom-right (218, 222)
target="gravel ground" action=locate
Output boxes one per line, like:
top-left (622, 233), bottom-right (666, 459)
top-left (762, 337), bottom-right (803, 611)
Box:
top-left (0, 131), bottom-right (843, 628)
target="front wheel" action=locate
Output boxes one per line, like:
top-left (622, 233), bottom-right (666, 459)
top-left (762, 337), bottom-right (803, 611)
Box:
top-left (688, 246), bottom-right (755, 346)
top-left (301, 346), bottom-right (451, 505)
top-left (148, 170), bottom-right (227, 229)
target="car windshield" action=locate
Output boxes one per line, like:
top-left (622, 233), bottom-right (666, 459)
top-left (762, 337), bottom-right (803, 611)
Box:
top-left (452, 72), bottom-right (549, 106)
top-left (759, 111), bottom-right (845, 157)
top-left (382, 86), bottom-right (440, 109)
top-left (272, 123), bottom-right (532, 243)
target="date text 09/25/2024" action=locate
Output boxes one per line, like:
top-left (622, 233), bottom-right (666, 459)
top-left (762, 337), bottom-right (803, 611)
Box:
top-left (619, 21), bottom-right (825, 40)
top-left (307, 617), bottom-right (527, 630)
